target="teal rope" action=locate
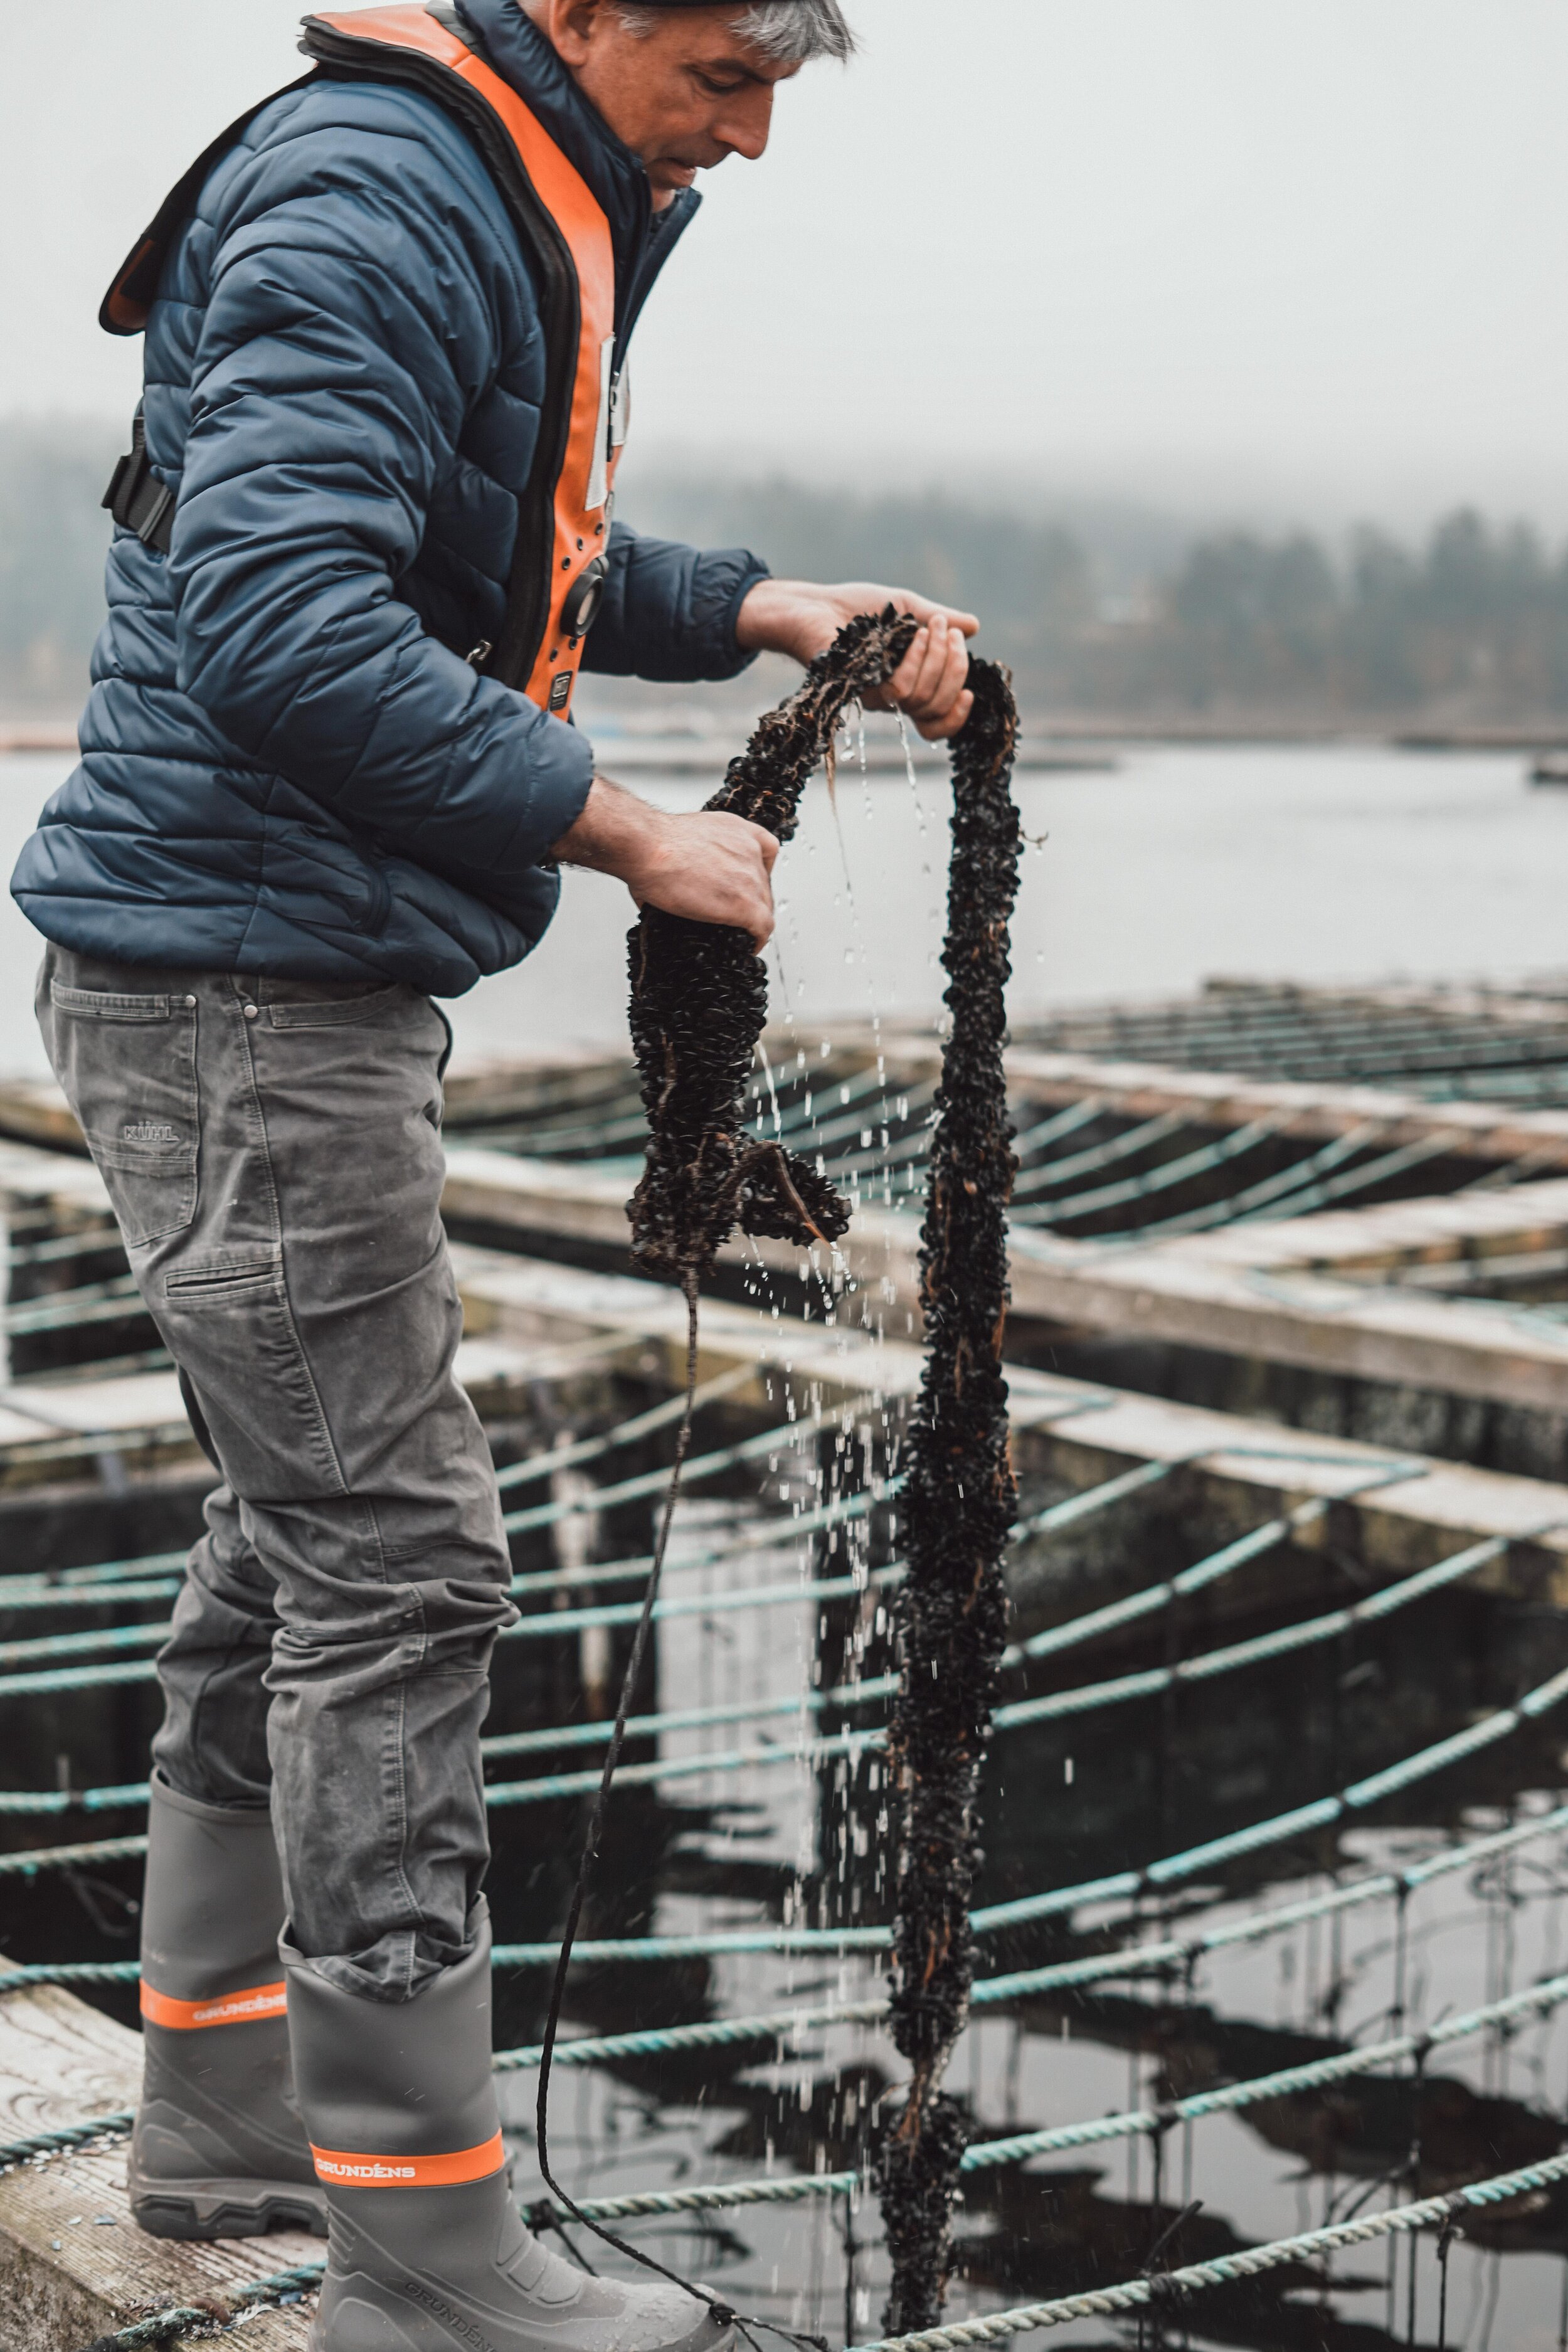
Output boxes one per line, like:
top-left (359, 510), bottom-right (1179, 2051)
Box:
top-left (0, 1575), bottom-right (184, 1616)
top-left (0, 1458), bottom-right (1449, 1820)
top-left (0, 1551), bottom-right (188, 1602)
top-left (0, 1960), bottom-right (141, 1989)
top-left (1010, 1108), bottom-right (1188, 1201)
top-left (497, 1561), bottom-right (904, 1648)
top-left (0, 1453), bottom-right (1175, 1793)
top-left (29, 1963), bottom-right (1568, 2307)
top-left (1010, 1115), bottom-right (1284, 1227)
top-left (0, 1387), bottom-right (1156, 1682)
top-left (0, 1466), bottom-right (897, 1617)
top-left (0, 1658), bottom-right (161, 1699)
top-left (0, 2107), bottom-right (135, 2166)
top-left (974, 1651), bottom-right (1568, 1936)
top-left (1230, 1127), bottom-right (1454, 1226)
top-left (482, 1522), bottom-right (1534, 1808)
top-left (1008, 1096), bottom-right (1106, 1158)
top-left (489, 1801), bottom-right (1568, 2069)
top-left (12, 1802), bottom-right (1568, 2109)
top-left (845, 2148), bottom-right (1568, 2351)
top-left (3, 1491), bottom-right (1483, 1836)
top-left (501, 1400), bottom-right (856, 1532)
top-left (0, 1832), bottom-right (149, 1879)
top-left (1093, 1121), bottom-right (1386, 1245)
top-left (492, 1364), bottom-right (755, 1493)
top-left (1015, 1463), bottom-right (1421, 1666)
top-left (3, 1276), bottom-right (144, 1337)
top-left (536, 1963), bottom-right (1568, 2215)
top-left (0, 1619), bottom-right (172, 1671)
top-left (484, 1654), bottom-right (1568, 1963)
top-left (996, 1525), bottom-right (1525, 1726)
top-left (0, 1781), bottom-right (148, 1818)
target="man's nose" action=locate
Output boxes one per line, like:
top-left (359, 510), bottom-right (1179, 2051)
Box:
top-left (712, 83), bottom-right (776, 164)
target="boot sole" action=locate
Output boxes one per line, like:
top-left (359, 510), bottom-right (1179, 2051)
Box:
top-left (129, 2171), bottom-right (329, 2240)
top-left (310, 2274), bottom-right (736, 2352)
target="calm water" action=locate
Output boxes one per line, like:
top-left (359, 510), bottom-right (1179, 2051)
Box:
top-left (0, 736), bottom-right (1562, 1076)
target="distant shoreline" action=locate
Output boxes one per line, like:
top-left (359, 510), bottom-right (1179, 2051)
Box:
top-left (1, 719), bottom-right (1560, 762)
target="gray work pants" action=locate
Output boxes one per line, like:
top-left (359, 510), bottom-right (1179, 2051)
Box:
top-left (37, 947), bottom-right (516, 2002)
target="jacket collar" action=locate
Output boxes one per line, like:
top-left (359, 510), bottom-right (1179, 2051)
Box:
top-left (453, 0), bottom-right (699, 320)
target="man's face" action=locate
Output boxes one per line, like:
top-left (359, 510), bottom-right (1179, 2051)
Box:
top-left (539, 1), bottom-right (802, 206)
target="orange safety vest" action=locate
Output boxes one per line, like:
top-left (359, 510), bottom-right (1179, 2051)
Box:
top-left (102, 5), bottom-right (625, 723)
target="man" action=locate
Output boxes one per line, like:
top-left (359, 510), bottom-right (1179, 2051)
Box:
top-left (13, 4), bottom-right (975, 2345)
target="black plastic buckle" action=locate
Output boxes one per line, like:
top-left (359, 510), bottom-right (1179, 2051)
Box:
top-left (103, 413), bottom-right (175, 554)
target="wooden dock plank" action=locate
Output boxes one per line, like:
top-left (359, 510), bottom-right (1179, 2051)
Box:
top-left (0, 1986), bottom-right (310, 2350)
top-left (884, 1034), bottom-right (1568, 1165)
top-left (442, 1145), bottom-right (1568, 1413)
top-left (452, 1245), bottom-right (1568, 1582)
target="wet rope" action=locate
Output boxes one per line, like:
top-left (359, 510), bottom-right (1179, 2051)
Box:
top-left (845, 2149), bottom-right (1568, 2352)
top-left (32, 1955), bottom-right (1568, 2329)
top-left (14, 1634), bottom-right (1568, 1909)
top-left (0, 1497), bottom-right (1504, 1854)
top-left (877, 660), bottom-right (1022, 2333)
top-left (71, 2260), bottom-right (322, 2350)
top-left (0, 2109), bottom-right (135, 2167)
top-left (531, 615), bottom-right (924, 2352)
top-left (485, 1797), bottom-right (1568, 2058)
top-left (8, 1794), bottom-right (1565, 2075)
top-left (625, 608), bottom-right (916, 1289)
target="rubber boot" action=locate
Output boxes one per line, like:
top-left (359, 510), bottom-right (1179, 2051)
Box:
top-left (284, 1900), bottom-right (733, 2352)
top-left (129, 1774), bottom-right (327, 2239)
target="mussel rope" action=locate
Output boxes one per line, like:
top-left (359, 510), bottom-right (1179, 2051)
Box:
top-left (533, 611), bottom-right (927, 2352)
top-left (875, 662), bottom-right (1022, 2332)
top-left (533, 627), bottom-right (1021, 2344)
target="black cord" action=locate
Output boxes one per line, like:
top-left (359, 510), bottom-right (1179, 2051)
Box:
top-left (534, 1277), bottom-right (712, 2300)
top-left (530, 1278), bottom-right (827, 2352)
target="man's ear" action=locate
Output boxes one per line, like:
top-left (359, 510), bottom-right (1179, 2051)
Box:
top-left (536, 0), bottom-right (612, 66)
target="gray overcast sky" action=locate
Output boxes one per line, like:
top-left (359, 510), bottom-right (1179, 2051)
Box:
top-left (4, 1), bottom-right (1566, 527)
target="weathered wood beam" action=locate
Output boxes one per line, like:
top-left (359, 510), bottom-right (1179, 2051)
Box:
top-left (876, 1034), bottom-right (1568, 1166)
top-left (445, 1145), bottom-right (1568, 1415)
top-left (453, 1245), bottom-right (1568, 1590)
top-left (0, 1985), bottom-right (310, 2349)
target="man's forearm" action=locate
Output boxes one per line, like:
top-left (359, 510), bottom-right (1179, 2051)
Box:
top-left (551, 776), bottom-right (779, 950)
top-left (551, 773), bottom-right (663, 879)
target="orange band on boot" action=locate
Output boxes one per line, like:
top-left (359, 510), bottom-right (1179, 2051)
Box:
top-left (310, 2131), bottom-right (506, 2188)
top-left (140, 1978), bottom-right (287, 2030)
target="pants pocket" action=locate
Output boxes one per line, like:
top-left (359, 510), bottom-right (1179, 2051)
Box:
top-left (45, 980), bottom-right (199, 1247)
top-left (165, 1247), bottom-right (283, 1310)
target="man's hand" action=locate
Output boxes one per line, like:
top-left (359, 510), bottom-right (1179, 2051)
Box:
top-left (552, 776), bottom-right (778, 951)
top-left (735, 578), bottom-right (979, 741)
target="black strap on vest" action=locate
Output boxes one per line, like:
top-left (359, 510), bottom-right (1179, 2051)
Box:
top-left (98, 70), bottom-right (319, 560)
top-left (103, 411), bottom-right (175, 554)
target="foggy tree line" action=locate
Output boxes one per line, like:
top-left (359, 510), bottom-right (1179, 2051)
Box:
top-left (6, 419), bottom-right (1568, 726)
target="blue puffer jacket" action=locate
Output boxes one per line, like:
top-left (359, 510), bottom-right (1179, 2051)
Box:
top-left (11, 0), bottom-right (768, 996)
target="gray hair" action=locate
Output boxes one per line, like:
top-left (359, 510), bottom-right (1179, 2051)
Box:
top-left (613, 1), bottom-right (856, 63)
